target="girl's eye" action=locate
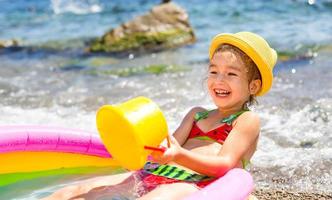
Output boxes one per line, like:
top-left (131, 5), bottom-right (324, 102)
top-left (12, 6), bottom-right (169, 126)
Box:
top-left (209, 71), bottom-right (217, 75)
top-left (228, 72), bottom-right (237, 76)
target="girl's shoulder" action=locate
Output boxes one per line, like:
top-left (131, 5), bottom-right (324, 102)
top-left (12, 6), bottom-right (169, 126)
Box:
top-left (232, 110), bottom-right (260, 127)
top-left (184, 107), bottom-right (208, 121)
top-left (187, 106), bottom-right (207, 115)
top-left (189, 107), bottom-right (211, 121)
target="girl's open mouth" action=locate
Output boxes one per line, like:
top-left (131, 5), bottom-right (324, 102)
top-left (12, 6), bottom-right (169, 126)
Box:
top-left (214, 89), bottom-right (231, 97)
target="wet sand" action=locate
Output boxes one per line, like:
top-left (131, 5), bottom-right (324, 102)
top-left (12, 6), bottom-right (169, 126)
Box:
top-left (253, 188), bottom-right (332, 200)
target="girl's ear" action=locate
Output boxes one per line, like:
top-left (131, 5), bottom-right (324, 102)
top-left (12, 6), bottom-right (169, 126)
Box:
top-left (249, 79), bottom-right (262, 95)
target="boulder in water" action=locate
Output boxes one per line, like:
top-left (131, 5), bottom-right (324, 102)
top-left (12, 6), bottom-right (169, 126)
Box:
top-left (89, 2), bottom-right (196, 53)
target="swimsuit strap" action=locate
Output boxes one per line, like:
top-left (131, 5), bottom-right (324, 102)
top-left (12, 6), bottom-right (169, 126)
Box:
top-left (194, 109), bottom-right (214, 121)
top-left (241, 159), bottom-right (251, 171)
top-left (221, 109), bottom-right (249, 125)
top-left (194, 109), bottom-right (249, 124)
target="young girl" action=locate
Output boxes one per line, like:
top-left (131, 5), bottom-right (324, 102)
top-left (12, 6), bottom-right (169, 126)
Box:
top-left (44, 32), bottom-right (277, 200)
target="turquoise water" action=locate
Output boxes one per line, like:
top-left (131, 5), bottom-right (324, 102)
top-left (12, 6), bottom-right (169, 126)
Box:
top-left (1, 0), bottom-right (332, 49)
top-left (0, 0), bottom-right (332, 198)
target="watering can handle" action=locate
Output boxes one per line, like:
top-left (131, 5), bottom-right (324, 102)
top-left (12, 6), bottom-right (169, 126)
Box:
top-left (144, 145), bottom-right (166, 153)
top-left (166, 135), bottom-right (171, 148)
top-left (144, 134), bottom-right (171, 153)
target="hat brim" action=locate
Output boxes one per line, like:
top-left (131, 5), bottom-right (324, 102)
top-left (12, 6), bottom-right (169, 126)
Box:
top-left (209, 33), bottom-right (273, 96)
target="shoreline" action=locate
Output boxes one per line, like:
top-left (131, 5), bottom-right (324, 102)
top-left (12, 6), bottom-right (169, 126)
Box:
top-left (253, 188), bottom-right (332, 200)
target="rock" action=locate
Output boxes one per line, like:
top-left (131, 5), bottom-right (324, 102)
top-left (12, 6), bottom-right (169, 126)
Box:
top-left (0, 39), bottom-right (19, 48)
top-left (89, 2), bottom-right (196, 53)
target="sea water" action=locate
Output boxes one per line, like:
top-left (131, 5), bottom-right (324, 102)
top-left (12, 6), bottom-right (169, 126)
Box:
top-left (0, 0), bottom-right (331, 199)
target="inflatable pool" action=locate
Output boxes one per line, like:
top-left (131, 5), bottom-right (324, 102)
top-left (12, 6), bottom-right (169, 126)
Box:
top-left (0, 125), bottom-right (253, 199)
top-left (0, 125), bottom-right (117, 186)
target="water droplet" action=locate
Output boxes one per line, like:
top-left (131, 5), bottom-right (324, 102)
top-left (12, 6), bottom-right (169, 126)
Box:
top-left (90, 5), bottom-right (102, 13)
top-left (308, 0), bottom-right (315, 5)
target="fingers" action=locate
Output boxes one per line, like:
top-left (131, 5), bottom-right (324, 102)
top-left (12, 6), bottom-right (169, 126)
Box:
top-left (151, 152), bottom-right (162, 162)
top-left (151, 151), bottom-right (168, 164)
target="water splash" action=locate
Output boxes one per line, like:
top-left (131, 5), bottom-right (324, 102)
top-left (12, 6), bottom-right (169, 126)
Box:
top-left (51, 0), bottom-right (103, 15)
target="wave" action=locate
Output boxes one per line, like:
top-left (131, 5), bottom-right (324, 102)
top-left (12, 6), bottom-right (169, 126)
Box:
top-left (51, 0), bottom-right (103, 15)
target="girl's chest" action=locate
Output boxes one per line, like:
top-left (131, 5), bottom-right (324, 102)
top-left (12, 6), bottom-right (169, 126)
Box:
top-left (183, 138), bottom-right (223, 155)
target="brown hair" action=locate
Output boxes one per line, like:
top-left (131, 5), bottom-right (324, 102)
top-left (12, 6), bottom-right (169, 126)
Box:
top-left (212, 44), bottom-right (262, 107)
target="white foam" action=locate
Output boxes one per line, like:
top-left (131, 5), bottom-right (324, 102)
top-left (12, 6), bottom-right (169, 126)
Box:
top-left (0, 105), bottom-right (97, 133)
top-left (51, 0), bottom-right (103, 15)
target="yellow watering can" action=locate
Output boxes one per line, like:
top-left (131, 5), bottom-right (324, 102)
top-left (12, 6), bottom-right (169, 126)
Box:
top-left (96, 96), bottom-right (168, 170)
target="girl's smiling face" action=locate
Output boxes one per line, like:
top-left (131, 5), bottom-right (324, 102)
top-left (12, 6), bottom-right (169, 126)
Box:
top-left (207, 51), bottom-right (255, 110)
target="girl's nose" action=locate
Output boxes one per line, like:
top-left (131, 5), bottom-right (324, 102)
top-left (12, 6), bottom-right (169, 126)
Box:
top-left (216, 73), bottom-right (226, 81)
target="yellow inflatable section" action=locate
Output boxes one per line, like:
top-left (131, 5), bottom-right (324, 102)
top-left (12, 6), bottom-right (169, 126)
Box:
top-left (0, 151), bottom-right (117, 174)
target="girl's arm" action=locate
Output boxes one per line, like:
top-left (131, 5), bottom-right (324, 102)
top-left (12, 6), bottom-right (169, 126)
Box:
top-left (172, 107), bottom-right (206, 145)
top-left (171, 111), bottom-right (260, 177)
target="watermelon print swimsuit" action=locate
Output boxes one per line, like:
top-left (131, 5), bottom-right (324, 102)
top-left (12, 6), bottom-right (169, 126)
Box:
top-left (139, 109), bottom-right (249, 191)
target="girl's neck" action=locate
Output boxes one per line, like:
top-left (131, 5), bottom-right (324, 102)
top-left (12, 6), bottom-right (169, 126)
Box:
top-left (215, 105), bottom-right (246, 117)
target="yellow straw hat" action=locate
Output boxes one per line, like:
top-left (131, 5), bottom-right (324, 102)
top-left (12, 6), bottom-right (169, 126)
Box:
top-left (96, 96), bottom-right (168, 170)
top-left (209, 32), bottom-right (277, 96)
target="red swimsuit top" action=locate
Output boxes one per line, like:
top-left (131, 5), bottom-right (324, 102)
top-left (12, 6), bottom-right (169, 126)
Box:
top-left (188, 122), bottom-right (232, 144)
top-left (187, 109), bottom-right (247, 144)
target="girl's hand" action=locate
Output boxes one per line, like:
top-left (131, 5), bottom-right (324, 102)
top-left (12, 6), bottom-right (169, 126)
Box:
top-left (151, 136), bottom-right (182, 164)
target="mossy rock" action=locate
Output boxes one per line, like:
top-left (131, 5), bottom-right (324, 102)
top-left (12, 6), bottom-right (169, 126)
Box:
top-left (277, 44), bottom-right (324, 62)
top-left (87, 64), bottom-right (187, 77)
top-left (90, 29), bottom-right (194, 52)
top-left (88, 2), bottom-right (196, 53)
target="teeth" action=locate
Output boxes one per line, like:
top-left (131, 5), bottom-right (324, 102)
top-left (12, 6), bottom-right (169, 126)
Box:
top-left (214, 89), bottom-right (230, 96)
top-left (215, 89), bottom-right (229, 94)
